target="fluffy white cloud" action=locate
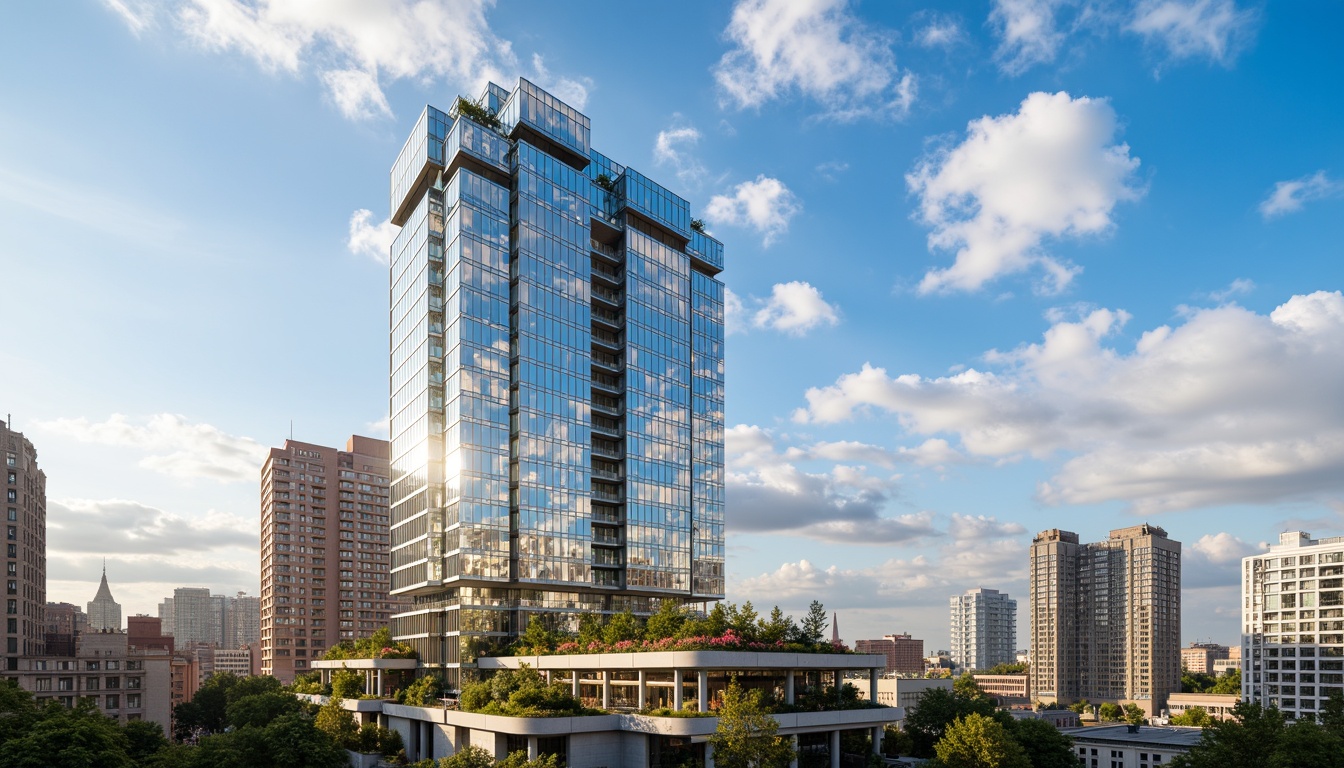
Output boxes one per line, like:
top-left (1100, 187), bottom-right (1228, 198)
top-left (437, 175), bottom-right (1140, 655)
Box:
top-left (101, 0), bottom-right (156, 34)
top-left (796, 291), bottom-right (1344, 514)
top-left (347, 209), bottom-right (398, 264)
top-left (726, 425), bottom-right (932, 543)
top-left (915, 17), bottom-right (965, 49)
top-left (48, 498), bottom-right (256, 556)
top-left (987, 0), bottom-right (1258, 74)
top-left (1129, 0), bottom-right (1259, 65)
top-left (750, 282), bottom-right (840, 336)
top-left (112, 1), bottom-right (587, 122)
top-left (653, 122), bottom-right (705, 187)
top-left (35, 413), bottom-right (267, 483)
top-left (908, 91), bottom-right (1143, 294)
top-left (724, 288), bottom-right (747, 336)
top-left (989, 0), bottom-right (1067, 75)
top-left (715, 0), bottom-right (916, 120)
top-left (1259, 171), bottom-right (1344, 219)
top-left (736, 529), bottom-right (1027, 609)
top-left (706, 175), bottom-right (802, 247)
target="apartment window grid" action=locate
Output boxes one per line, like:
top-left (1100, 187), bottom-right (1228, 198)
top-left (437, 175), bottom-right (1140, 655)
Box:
top-left (386, 80), bottom-right (726, 685)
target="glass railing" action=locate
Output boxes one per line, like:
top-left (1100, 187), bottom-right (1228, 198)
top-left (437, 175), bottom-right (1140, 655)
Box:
top-left (592, 286), bottom-right (622, 305)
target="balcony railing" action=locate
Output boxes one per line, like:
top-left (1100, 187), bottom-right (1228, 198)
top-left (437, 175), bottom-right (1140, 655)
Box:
top-left (590, 240), bottom-right (621, 260)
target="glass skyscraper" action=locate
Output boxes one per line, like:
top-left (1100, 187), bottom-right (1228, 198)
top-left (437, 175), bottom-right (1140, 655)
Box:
top-left (387, 79), bottom-right (725, 686)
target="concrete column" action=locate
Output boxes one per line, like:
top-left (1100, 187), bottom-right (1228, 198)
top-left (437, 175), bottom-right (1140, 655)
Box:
top-left (698, 670), bottom-right (709, 712)
top-left (377, 669), bottom-right (384, 697)
top-left (830, 730), bottom-right (840, 768)
top-left (602, 670), bottom-right (611, 710)
top-left (528, 736), bottom-right (539, 760)
top-left (673, 669), bottom-right (684, 710)
top-left (872, 726), bottom-right (883, 755)
top-left (705, 742), bottom-right (715, 768)
top-left (790, 735), bottom-right (799, 768)
top-left (638, 670), bottom-right (647, 710)
top-left (786, 670), bottom-right (795, 705)
top-left (869, 668), bottom-right (878, 703)
top-left (572, 671), bottom-right (580, 699)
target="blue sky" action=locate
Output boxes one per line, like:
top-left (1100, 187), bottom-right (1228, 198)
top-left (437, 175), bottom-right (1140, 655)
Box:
top-left (3, 0), bottom-right (1343, 651)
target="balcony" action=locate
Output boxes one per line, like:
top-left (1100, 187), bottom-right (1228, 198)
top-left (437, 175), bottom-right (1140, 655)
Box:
top-left (591, 307), bottom-right (622, 329)
top-left (591, 440), bottom-right (622, 460)
top-left (592, 329), bottom-right (622, 350)
top-left (592, 417), bottom-right (623, 439)
top-left (591, 262), bottom-right (622, 285)
top-left (592, 466), bottom-right (622, 482)
top-left (592, 286), bottom-right (622, 307)
top-left (592, 372), bottom-right (621, 393)
top-left (590, 239), bottom-right (621, 261)
top-left (592, 487), bottom-right (623, 504)
top-left (593, 529), bottom-right (623, 547)
top-left (592, 354), bottom-right (622, 374)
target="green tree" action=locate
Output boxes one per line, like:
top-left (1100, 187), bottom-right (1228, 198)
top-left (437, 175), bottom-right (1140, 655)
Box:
top-left (982, 663), bottom-right (1028, 675)
top-left (498, 750), bottom-right (564, 768)
top-left (577, 612), bottom-right (604, 646)
top-left (1098, 702), bottom-right (1123, 722)
top-left (460, 664), bottom-right (585, 716)
top-left (646, 599), bottom-right (688, 640)
top-left (881, 725), bottom-right (915, 758)
top-left (1170, 707), bottom-right (1214, 727)
top-left (953, 675), bottom-right (989, 702)
top-left (727, 602), bottom-right (760, 641)
top-left (517, 616), bottom-right (558, 653)
top-left (194, 712), bottom-right (349, 768)
top-left (798, 601), bottom-right (829, 646)
top-left (757, 606), bottom-right (796, 645)
top-left (0, 699), bottom-right (134, 768)
top-left (708, 679), bottom-right (795, 768)
top-left (933, 713), bottom-right (1031, 768)
top-left (1182, 669), bottom-right (1219, 694)
top-left (440, 745), bottom-right (498, 768)
top-left (1269, 718), bottom-right (1341, 768)
top-left (1067, 699), bottom-right (1090, 715)
top-left (1318, 689), bottom-right (1344, 735)
top-left (1169, 700), bottom-right (1285, 768)
top-left (1005, 717), bottom-right (1076, 768)
top-left (331, 668), bottom-right (364, 700)
top-left (398, 673), bottom-right (446, 707)
top-left (226, 690), bottom-right (305, 729)
top-left (903, 686), bottom-right (1004, 758)
top-left (122, 719), bottom-right (169, 764)
top-left (679, 603), bottom-right (731, 639)
top-left (1123, 703), bottom-right (1147, 726)
top-left (0, 680), bottom-right (40, 745)
top-left (173, 671), bottom-right (241, 738)
top-left (1210, 668), bottom-right (1242, 695)
top-left (314, 697), bottom-right (359, 749)
top-left (603, 609), bottom-right (643, 644)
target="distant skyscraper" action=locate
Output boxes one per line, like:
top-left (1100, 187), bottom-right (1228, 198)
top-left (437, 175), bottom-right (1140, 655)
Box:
top-left (259, 437), bottom-right (394, 682)
top-left (3, 417), bottom-right (46, 661)
top-left (855, 633), bottom-right (925, 675)
top-left (225, 592), bottom-right (260, 648)
top-left (158, 597), bottom-right (174, 635)
top-left (87, 564), bottom-right (123, 631)
top-left (1030, 525), bottom-right (1181, 716)
top-left (385, 78), bottom-right (726, 689)
top-left (949, 587), bottom-right (1017, 671)
top-left (43, 602), bottom-right (85, 656)
top-left (1242, 531), bottom-right (1344, 720)
top-left (168, 588), bottom-right (220, 647)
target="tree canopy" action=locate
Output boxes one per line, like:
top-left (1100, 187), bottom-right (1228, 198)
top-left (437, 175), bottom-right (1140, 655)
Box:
top-left (707, 679), bottom-right (795, 768)
top-left (934, 713), bottom-right (1031, 768)
top-left (1169, 699), bottom-right (1344, 768)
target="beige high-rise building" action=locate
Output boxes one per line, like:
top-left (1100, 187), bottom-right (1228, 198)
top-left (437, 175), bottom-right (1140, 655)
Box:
top-left (3, 417), bottom-right (47, 663)
top-left (260, 437), bottom-right (394, 682)
top-left (1030, 524), bottom-right (1182, 716)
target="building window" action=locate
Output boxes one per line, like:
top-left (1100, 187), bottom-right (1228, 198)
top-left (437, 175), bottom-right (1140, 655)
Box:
top-left (105, 694), bottom-right (119, 710)
top-left (86, 678), bottom-right (99, 691)
top-left (127, 694), bottom-right (141, 709)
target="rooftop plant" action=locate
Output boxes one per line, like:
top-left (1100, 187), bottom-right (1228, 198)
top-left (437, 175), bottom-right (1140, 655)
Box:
top-left (321, 626), bottom-right (417, 661)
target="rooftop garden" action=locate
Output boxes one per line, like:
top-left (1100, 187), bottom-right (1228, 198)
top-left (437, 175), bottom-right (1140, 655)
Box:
top-left (501, 599), bottom-right (851, 657)
top-left (320, 627), bottom-right (417, 661)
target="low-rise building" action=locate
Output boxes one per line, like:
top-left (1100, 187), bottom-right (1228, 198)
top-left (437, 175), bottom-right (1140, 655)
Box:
top-left (973, 673), bottom-right (1030, 706)
top-left (1180, 643), bottom-right (1229, 675)
top-left (311, 651), bottom-right (899, 768)
top-left (213, 647), bottom-right (253, 678)
top-left (857, 676), bottom-right (953, 710)
top-left (1063, 725), bottom-right (1203, 768)
top-left (2, 629), bottom-right (171, 731)
top-left (1165, 693), bottom-right (1240, 722)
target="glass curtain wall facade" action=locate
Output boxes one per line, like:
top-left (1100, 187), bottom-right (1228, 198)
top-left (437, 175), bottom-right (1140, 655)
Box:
top-left (387, 79), bottom-right (725, 688)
